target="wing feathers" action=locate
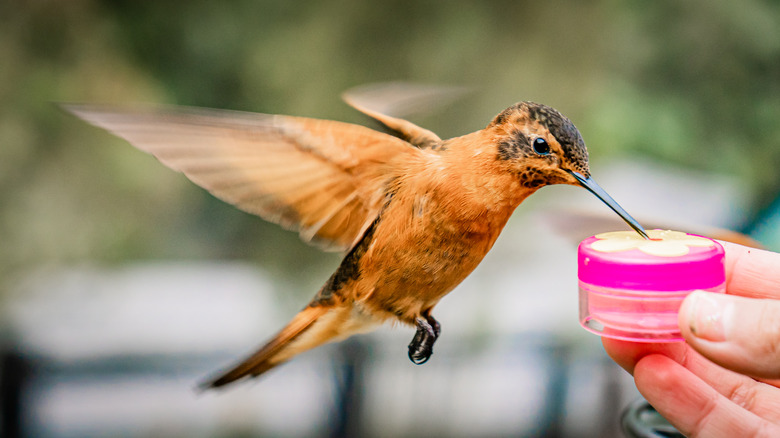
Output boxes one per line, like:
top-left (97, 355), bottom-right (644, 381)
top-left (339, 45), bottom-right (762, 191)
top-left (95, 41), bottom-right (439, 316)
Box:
top-left (64, 104), bottom-right (422, 252)
top-left (342, 82), bottom-right (467, 149)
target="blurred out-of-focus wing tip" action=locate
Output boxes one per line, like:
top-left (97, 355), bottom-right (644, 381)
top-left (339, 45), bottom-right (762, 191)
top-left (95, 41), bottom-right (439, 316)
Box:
top-left (342, 82), bottom-right (470, 118)
top-left (342, 82), bottom-right (470, 149)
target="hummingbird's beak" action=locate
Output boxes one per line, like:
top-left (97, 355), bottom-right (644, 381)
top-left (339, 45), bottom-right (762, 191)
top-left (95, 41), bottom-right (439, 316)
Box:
top-left (567, 170), bottom-right (649, 239)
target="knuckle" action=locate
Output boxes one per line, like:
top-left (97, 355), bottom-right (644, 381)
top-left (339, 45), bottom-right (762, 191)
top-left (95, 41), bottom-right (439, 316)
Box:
top-left (727, 381), bottom-right (758, 412)
top-left (756, 304), bottom-right (780, 359)
top-left (688, 392), bottom-right (719, 437)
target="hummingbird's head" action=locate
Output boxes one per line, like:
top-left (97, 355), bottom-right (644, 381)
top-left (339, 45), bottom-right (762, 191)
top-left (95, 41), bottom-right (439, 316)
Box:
top-left (488, 102), bottom-right (648, 238)
top-left (488, 101), bottom-right (590, 187)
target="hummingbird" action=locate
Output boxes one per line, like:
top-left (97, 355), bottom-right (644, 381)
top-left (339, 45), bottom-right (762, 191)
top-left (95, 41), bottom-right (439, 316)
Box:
top-left (63, 84), bottom-right (647, 388)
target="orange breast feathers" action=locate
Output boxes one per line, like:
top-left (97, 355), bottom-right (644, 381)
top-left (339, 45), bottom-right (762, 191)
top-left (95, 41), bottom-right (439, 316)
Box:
top-left (346, 152), bottom-right (521, 323)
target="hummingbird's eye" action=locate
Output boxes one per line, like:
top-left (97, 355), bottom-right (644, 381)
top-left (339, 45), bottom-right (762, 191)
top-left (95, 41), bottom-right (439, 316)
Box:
top-left (533, 137), bottom-right (550, 155)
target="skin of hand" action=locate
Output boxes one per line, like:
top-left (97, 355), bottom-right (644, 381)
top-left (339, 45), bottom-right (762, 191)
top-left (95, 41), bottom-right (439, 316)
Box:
top-left (602, 241), bottom-right (780, 437)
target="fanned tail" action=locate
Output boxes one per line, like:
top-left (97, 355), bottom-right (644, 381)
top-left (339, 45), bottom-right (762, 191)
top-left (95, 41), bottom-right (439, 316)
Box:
top-left (202, 303), bottom-right (374, 389)
top-left (203, 305), bottom-right (331, 388)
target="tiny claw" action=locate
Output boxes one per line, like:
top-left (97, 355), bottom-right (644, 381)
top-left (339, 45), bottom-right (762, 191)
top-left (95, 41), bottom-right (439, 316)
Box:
top-left (408, 348), bottom-right (432, 365)
top-left (408, 338), bottom-right (433, 364)
top-left (408, 317), bottom-right (438, 365)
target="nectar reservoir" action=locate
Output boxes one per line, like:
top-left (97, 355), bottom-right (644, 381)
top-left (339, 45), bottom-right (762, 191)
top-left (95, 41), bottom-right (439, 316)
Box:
top-left (578, 230), bottom-right (725, 342)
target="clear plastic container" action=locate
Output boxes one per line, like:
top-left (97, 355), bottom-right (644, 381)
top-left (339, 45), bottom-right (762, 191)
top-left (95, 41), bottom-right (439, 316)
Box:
top-left (578, 230), bottom-right (726, 342)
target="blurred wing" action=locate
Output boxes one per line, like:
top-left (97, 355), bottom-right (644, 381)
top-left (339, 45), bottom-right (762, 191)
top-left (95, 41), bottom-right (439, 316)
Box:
top-left (64, 104), bottom-right (420, 252)
top-left (343, 82), bottom-right (467, 149)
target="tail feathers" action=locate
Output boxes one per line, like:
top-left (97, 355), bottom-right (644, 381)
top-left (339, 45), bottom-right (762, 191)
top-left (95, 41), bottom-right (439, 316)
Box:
top-left (203, 304), bottom-right (361, 389)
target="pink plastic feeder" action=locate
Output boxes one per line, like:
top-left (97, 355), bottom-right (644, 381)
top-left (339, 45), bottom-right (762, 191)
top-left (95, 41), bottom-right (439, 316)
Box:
top-left (578, 230), bottom-right (725, 342)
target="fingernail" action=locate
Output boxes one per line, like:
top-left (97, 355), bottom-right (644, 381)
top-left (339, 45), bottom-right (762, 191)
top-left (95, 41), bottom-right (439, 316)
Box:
top-left (686, 291), bottom-right (730, 342)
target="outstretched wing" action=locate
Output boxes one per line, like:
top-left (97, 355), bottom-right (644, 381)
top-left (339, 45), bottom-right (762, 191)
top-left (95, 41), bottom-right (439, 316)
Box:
top-left (342, 82), bottom-right (467, 149)
top-left (65, 104), bottom-right (421, 252)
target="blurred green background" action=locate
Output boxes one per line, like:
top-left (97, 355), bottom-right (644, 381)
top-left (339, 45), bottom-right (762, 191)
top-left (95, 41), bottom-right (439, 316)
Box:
top-left (2, 1), bottom-right (780, 437)
top-left (3, 0), bottom-right (780, 294)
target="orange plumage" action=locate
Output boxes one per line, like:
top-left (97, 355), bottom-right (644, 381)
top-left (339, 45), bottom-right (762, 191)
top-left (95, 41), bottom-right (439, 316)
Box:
top-left (64, 84), bottom-right (646, 388)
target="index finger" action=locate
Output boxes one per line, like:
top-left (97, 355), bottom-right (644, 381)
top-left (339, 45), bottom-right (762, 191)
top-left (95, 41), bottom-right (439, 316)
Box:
top-left (721, 241), bottom-right (780, 299)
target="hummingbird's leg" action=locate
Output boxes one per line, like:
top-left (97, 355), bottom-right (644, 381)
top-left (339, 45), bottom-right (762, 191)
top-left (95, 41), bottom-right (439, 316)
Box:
top-left (426, 312), bottom-right (441, 338)
top-left (408, 312), bottom-right (440, 365)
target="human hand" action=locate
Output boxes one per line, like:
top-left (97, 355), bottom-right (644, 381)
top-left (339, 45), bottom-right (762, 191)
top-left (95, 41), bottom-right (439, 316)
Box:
top-left (603, 241), bottom-right (780, 437)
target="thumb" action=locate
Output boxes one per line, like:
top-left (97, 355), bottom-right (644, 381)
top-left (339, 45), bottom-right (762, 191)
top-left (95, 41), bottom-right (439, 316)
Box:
top-left (680, 291), bottom-right (780, 379)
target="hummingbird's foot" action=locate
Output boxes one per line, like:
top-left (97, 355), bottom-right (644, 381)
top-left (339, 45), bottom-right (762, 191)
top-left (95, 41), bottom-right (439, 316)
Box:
top-left (408, 315), bottom-right (440, 365)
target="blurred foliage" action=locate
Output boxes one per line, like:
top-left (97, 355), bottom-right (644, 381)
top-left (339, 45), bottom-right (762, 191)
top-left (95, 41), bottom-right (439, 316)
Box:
top-left (1, 0), bottom-right (778, 296)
